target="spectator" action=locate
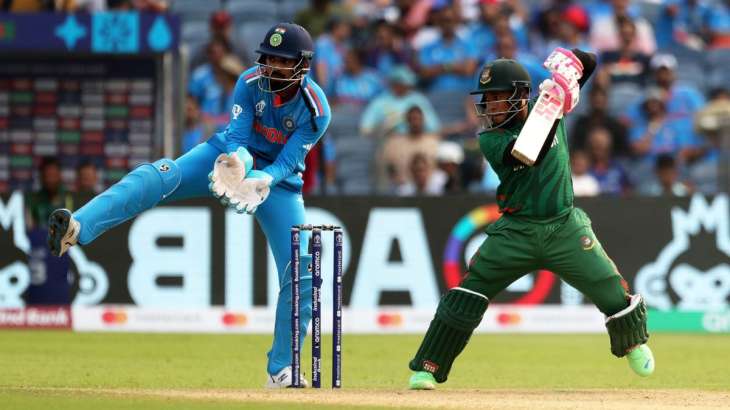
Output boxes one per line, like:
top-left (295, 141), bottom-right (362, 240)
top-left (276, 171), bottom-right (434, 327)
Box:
top-left (590, 0), bottom-right (656, 55)
top-left (491, 32), bottom-right (549, 92)
top-left (570, 86), bottom-right (630, 157)
top-left (599, 16), bottom-right (651, 87)
top-left (3, 0), bottom-right (76, 11)
top-left (360, 65), bottom-right (441, 139)
top-left (629, 87), bottom-right (701, 164)
top-left (417, 6), bottom-right (479, 92)
top-left (534, 5), bottom-right (591, 60)
top-left (624, 54), bottom-right (706, 130)
top-left (333, 48), bottom-right (384, 107)
top-left (641, 154), bottom-right (693, 196)
top-left (26, 157), bottom-right (72, 229)
top-left (655, 0), bottom-right (717, 50)
top-left (313, 17), bottom-right (352, 95)
top-left (190, 11), bottom-right (251, 69)
top-left (365, 20), bottom-right (415, 77)
top-left (434, 140), bottom-right (464, 194)
top-left (75, 161), bottom-right (99, 206)
top-left (188, 39), bottom-right (244, 129)
top-left (587, 127), bottom-right (632, 195)
top-left (690, 88), bottom-right (730, 193)
top-left (571, 149), bottom-right (600, 197)
top-left (182, 95), bottom-right (206, 154)
top-left (397, 153), bottom-right (443, 196)
top-left (378, 105), bottom-right (441, 192)
top-left (295, 0), bottom-right (348, 38)
top-left (471, 0), bottom-right (530, 62)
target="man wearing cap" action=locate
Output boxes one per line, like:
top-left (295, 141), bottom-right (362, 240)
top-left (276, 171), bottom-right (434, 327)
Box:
top-left (624, 53), bottom-right (705, 131)
top-left (47, 23), bottom-right (331, 388)
top-left (360, 65), bottom-right (441, 138)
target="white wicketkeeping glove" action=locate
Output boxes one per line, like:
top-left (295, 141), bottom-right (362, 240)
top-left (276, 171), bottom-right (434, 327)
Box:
top-left (209, 147), bottom-right (254, 206)
top-left (227, 170), bottom-right (273, 215)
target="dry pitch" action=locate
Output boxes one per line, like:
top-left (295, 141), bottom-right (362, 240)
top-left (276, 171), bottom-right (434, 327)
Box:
top-left (1, 332), bottom-right (728, 409)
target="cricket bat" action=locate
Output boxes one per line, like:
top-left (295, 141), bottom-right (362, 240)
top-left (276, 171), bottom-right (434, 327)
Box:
top-left (510, 90), bottom-right (564, 166)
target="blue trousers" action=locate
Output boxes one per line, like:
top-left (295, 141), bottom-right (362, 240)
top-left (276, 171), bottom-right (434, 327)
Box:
top-left (74, 141), bottom-right (311, 375)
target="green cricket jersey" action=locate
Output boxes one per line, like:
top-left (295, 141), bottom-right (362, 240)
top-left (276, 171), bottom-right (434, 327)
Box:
top-left (479, 106), bottom-right (573, 219)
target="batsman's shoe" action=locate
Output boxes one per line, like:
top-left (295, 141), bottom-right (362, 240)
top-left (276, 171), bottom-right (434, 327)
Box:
top-left (627, 344), bottom-right (655, 377)
top-left (408, 371), bottom-right (436, 390)
top-left (48, 209), bottom-right (80, 257)
top-left (265, 366), bottom-right (309, 389)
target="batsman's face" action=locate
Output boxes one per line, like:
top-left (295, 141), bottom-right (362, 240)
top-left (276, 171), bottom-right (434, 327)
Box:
top-left (483, 90), bottom-right (514, 123)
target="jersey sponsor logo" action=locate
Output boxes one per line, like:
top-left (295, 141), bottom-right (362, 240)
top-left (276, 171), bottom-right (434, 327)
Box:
top-left (253, 120), bottom-right (288, 145)
top-left (231, 104), bottom-right (243, 120)
top-left (158, 163), bottom-right (170, 172)
top-left (255, 100), bottom-right (266, 117)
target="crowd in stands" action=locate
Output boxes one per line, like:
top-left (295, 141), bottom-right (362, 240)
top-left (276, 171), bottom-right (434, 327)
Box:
top-left (178, 0), bottom-right (730, 197)
top-left (8, 0), bottom-right (729, 198)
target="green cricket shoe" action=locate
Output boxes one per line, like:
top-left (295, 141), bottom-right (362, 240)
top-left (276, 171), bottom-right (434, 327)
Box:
top-left (409, 371), bottom-right (437, 390)
top-left (627, 344), bottom-right (655, 377)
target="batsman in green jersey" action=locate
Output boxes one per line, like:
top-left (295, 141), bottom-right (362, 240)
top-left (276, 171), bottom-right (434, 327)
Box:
top-left (408, 49), bottom-right (654, 390)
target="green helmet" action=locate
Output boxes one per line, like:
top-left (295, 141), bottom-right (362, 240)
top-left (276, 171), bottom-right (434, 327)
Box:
top-left (470, 58), bottom-right (531, 95)
top-left (471, 59), bottom-right (532, 130)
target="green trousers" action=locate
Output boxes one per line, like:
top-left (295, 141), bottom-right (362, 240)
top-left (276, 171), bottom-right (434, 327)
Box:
top-left (463, 207), bottom-right (629, 316)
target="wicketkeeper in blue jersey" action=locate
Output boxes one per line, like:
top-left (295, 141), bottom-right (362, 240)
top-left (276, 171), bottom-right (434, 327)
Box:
top-left (47, 23), bottom-right (331, 388)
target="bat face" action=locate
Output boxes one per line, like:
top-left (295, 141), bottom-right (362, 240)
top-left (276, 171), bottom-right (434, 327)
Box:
top-left (511, 91), bottom-right (564, 166)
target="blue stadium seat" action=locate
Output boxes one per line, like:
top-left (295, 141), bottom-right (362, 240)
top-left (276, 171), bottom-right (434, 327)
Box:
top-left (226, 0), bottom-right (279, 23)
top-left (705, 49), bottom-right (730, 90)
top-left (426, 90), bottom-right (466, 125)
top-left (327, 104), bottom-right (362, 139)
top-left (608, 83), bottom-right (643, 117)
top-left (333, 136), bottom-right (376, 195)
top-left (170, 0), bottom-right (222, 20)
top-left (278, 0), bottom-right (309, 21)
top-left (237, 22), bottom-right (278, 64)
top-left (675, 61), bottom-right (706, 92)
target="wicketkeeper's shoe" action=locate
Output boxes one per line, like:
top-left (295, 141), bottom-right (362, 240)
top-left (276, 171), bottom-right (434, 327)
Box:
top-left (627, 344), bottom-right (655, 377)
top-left (408, 371), bottom-right (436, 390)
top-left (48, 209), bottom-right (80, 257)
top-left (265, 366), bottom-right (309, 388)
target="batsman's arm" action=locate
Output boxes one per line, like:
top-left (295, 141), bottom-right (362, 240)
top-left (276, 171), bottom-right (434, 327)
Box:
top-left (504, 49), bottom-right (597, 167)
top-left (223, 75), bottom-right (255, 154)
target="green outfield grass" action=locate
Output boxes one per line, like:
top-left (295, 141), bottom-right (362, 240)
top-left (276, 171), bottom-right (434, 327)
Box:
top-left (1, 331), bottom-right (728, 409)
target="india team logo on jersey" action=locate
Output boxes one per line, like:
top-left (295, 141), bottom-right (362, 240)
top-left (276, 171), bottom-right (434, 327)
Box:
top-left (283, 116), bottom-right (295, 131)
top-left (232, 104), bottom-right (243, 120)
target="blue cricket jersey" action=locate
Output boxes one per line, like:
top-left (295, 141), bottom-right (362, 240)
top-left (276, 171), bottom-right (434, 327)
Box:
top-left (209, 66), bottom-right (331, 192)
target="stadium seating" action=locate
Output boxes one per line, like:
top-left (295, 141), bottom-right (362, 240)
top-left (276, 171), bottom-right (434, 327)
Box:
top-left (226, 0), bottom-right (279, 24)
top-left (170, 0), bottom-right (223, 22)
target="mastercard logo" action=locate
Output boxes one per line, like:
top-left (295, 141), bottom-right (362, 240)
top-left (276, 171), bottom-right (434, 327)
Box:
top-left (101, 310), bottom-right (128, 324)
top-left (377, 313), bottom-right (403, 327)
top-left (222, 313), bottom-right (248, 326)
top-left (496, 312), bottom-right (521, 326)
